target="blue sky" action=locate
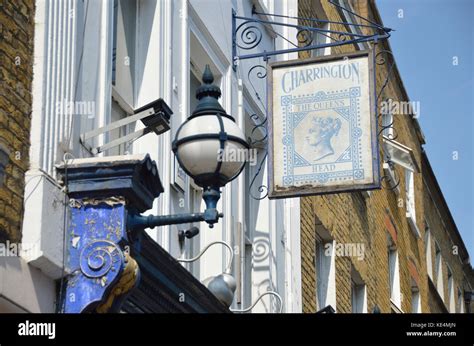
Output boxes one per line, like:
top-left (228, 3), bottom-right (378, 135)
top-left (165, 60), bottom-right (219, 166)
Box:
top-left (377, 0), bottom-right (473, 257)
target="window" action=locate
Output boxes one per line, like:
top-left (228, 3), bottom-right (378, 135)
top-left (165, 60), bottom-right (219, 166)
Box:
top-left (405, 169), bottom-right (420, 237)
top-left (351, 266), bottom-right (367, 313)
top-left (388, 236), bottom-right (401, 309)
top-left (457, 288), bottom-right (465, 313)
top-left (447, 268), bottom-right (455, 312)
top-left (424, 223), bottom-right (433, 279)
top-left (260, 0), bottom-right (274, 13)
top-left (405, 170), bottom-right (416, 220)
top-left (108, 0), bottom-right (138, 156)
top-left (112, 0), bottom-right (137, 107)
top-left (190, 67), bottom-right (201, 113)
top-left (381, 137), bottom-right (419, 202)
top-left (315, 227), bottom-right (336, 311)
top-left (311, 22), bottom-right (332, 58)
top-left (337, 0), bottom-right (370, 51)
top-left (411, 277), bottom-right (421, 313)
top-left (435, 242), bottom-right (444, 300)
top-left (411, 287), bottom-right (421, 313)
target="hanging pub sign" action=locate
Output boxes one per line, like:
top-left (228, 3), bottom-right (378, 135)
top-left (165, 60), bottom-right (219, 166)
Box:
top-left (267, 50), bottom-right (380, 198)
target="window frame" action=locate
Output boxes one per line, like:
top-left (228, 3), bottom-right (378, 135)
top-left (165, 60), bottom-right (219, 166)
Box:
top-left (388, 249), bottom-right (400, 305)
top-left (434, 241), bottom-right (445, 300)
top-left (447, 267), bottom-right (455, 312)
top-left (457, 287), bottom-right (465, 313)
top-left (405, 169), bottom-right (421, 238)
top-left (311, 22), bottom-right (332, 58)
top-left (351, 266), bottom-right (367, 313)
top-left (315, 233), bottom-right (337, 312)
top-left (387, 236), bottom-right (401, 310)
top-left (411, 285), bottom-right (421, 313)
top-left (424, 222), bottom-right (433, 279)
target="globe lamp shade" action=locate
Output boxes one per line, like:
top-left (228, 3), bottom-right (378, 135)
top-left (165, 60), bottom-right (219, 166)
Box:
top-left (173, 65), bottom-right (249, 189)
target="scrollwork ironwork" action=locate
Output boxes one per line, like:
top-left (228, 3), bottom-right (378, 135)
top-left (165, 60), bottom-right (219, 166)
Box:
top-left (375, 50), bottom-right (400, 192)
top-left (235, 21), bottom-right (263, 50)
top-left (378, 97), bottom-right (399, 142)
top-left (232, 2), bottom-right (393, 198)
top-left (232, 4), bottom-right (392, 69)
top-left (375, 50), bottom-right (396, 103)
top-left (246, 63), bottom-right (269, 148)
top-left (296, 28), bottom-right (314, 47)
top-left (249, 152), bottom-right (268, 200)
top-left (249, 113), bottom-right (268, 146)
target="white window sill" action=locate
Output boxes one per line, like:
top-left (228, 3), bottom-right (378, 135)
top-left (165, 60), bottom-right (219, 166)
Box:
top-left (406, 211), bottom-right (421, 238)
top-left (390, 299), bottom-right (404, 313)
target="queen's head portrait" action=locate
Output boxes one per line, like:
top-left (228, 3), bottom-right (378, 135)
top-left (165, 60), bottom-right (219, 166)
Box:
top-left (305, 116), bottom-right (342, 161)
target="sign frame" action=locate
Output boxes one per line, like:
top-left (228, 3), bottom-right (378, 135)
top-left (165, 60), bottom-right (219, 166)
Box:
top-left (267, 49), bottom-right (380, 199)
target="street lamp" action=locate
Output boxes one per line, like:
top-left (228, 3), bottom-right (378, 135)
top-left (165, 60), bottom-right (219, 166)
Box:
top-left (128, 65), bottom-right (248, 232)
top-left (178, 241), bottom-right (236, 307)
top-left (172, 65), bottom-right (249, 218)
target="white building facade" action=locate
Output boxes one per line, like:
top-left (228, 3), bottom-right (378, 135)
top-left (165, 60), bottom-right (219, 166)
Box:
top-left (14, 0), bottom-right (304, 313)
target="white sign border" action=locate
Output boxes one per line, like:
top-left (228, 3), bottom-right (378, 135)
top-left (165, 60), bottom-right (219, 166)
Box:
top-left (267, 49), bottom-right (381, 199)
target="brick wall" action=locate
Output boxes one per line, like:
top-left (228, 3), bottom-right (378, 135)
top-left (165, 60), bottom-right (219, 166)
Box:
top-left (297, 0), bottom-right (472, 314)
top-left (422, 153), bottom-right (474, 313)
top-left (0, 0), bottom-right (34, 242)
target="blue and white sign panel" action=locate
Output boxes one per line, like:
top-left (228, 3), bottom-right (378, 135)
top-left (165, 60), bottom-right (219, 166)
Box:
top-left (268, 50), bottom-right (380, 198)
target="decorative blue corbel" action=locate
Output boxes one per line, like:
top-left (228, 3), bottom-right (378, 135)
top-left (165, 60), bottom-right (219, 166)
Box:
top-left (62, 198), bottom-right (138, 313)
top-left (57, 154), bottom-right (227, 313)
top-left (57, 154), bottom-right (163, 313)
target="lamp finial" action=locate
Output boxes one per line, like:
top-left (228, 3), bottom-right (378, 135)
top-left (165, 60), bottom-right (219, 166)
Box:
top-left (202, 64), bottom-right (214, 84)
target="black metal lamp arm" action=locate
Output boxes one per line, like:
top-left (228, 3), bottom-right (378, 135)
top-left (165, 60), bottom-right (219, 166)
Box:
top-left (127, 209), bottom-right (223, 232)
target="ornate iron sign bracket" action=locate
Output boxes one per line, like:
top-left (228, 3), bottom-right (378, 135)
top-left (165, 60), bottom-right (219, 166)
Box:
top-left (232, 1), bottom-right (397, 199)
top-left (232, 1), bottom-right (392, 70)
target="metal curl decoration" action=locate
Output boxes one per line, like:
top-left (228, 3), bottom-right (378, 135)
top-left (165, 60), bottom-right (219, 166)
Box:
top-left (236, 21), bottom-right (263, 50)
top-left (375, 49), bottom-right (396, 103)
top-left (232, 4), bottom-right (392, 70)
top-left (248, 64), bottom-right (267, 80)
top-left (249, 152), bottom-right (268, 200)
top-left (247, 64), bottom-right (268, 112)
top-left (380, 161), bottom-right (401, 191)
top-left (378, 116), bottom-right (399, 141)
top-left (335, 32), bottom-right (349, 42)
top-left (80, 240), bottom-right (124, 279)
top-left (296, 28), bottom-right (314, 47)
top-left (249, 113), bottom-right (268, 146)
